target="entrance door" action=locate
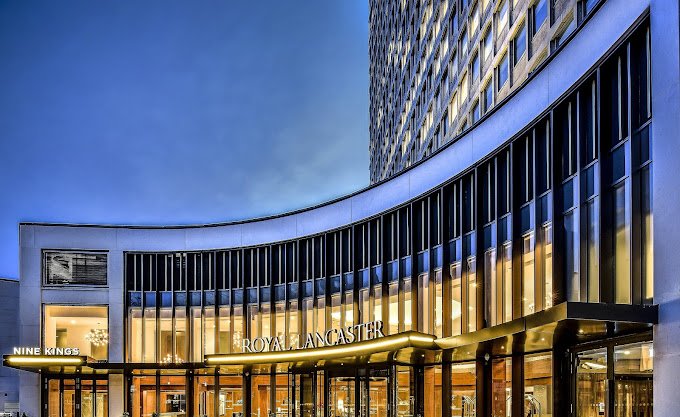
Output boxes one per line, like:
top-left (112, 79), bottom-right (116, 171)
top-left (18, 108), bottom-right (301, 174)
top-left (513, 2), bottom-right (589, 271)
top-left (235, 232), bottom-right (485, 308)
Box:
top-left (614, 376), bottom-right (653, 417)
top-left (327, 368), bottom-right (391, 417)
top-left (45, 377), bottom-right (109, 417)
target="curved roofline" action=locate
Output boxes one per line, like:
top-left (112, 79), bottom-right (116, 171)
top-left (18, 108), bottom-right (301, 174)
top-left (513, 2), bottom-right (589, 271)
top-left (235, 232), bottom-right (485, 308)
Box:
top-left (20, 1), bottom-right (639, 232)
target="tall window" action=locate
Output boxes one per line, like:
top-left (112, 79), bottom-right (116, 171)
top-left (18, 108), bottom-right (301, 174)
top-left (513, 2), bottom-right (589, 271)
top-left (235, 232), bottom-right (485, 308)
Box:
top-left (497, 51), bottom-right (509, 90)
top-left (532, 0), bottom-right (547, 36)
top-left (483, 27), bottom-right (493, 61)
top-left (513, 21), bottom-right (527, 66)
top-left (45, 305), bottom-right (109, 361)
top-left (471, 51), bottom-right (480, 80)
top-left (483, 81), bottom-right (493, 113)
top-left (496, 0), bottom-right (508, 33)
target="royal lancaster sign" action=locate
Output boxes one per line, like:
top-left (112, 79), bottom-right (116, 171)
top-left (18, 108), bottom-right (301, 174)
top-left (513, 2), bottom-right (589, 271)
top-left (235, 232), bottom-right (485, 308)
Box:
top-left (13, 346), bottom-right (81, 356)
top-left (242, 320), bottom-right (386, 353)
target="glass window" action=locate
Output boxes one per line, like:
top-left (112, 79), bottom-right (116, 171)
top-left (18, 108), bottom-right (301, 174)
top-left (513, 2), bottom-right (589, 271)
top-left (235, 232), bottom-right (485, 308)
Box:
top-left (585, 200), bottom-right (600, 302)
top-left (532, 0), bottom-right (547, 36)
top-left (486, 248), bottom-right (498, 326)
top-left (129, 308), bottom-right (142, 362)
top-left (451, 363), bottom-right (476, 417)
top-left (434, 269), bottom-right (443, 337)
top-left (541, 224), bottom-right (554, 309)
top-left (483, 28), bottom-right (493, 61)
top-left (460, 73), bottom-right (469, 102)
top-left (191, 307), bottom-right (202, 362)
top-left (404, 278), bottom-right (413, 331)
top-left (502, 243), bottom-right (513, 322)
top-left (523, 233), bottom-right (536, 316)
top-left (425, 365), bottom-right (443, 417)
top-left (614, 342), bottom-right (653, 416)
top-left (483, 82), bottom-right (493, 113)
top-left (43, 251), bottom-right (107, 286)
top-left (251, 374), bottom-right (271, 417)
top-left (316, 296), bottom-right (326, 334)
top-left (331, 294), bottom-right (342, 330)
top-left (44, 305), bottom-right (108, 360)
top-left (344, 290), bottom-right (354, 328)
top-left (564, 210), bottom-right (580, 301)
top-left (513, 21), bottom-right (527, 65)
top-left (492, 358), bottom-right (512, 417)
top-left (461, 28), bottom-right (469, 56)
top-left (524, 354), bottom-right (553, 417)
top-left (288, 300), bottom-right (299, 349)
top-left (232, 305), bottom-right (243, 353)
top-left (159, 376), bottom-right (186, 417)
top-left (497, 52), bottom-right (509, 90)
top-left (614, 184), bottom-right (631, 304)
top-left (174, 307), bottom-right (187, 363)
top-left (471, 52), bottom-right (480, 80)
top-left (219, 375), bottom-right (244, 417)
top-left (496, 0), bottom-right (508, 33)
top-left (451, 262), bottom-right (463, 336)
top-left (471, 101), bottom-right (481, 123)
top-left (470, 3), bottom-right (479, 35)
top-left (397, 366), bottom-right (415, 417)
top-left (218, 306), bottom-right (232, 354)
top-left (576, 348), bottom-right (607, 417)
top-left (466, 257), bottom-right (477, 332)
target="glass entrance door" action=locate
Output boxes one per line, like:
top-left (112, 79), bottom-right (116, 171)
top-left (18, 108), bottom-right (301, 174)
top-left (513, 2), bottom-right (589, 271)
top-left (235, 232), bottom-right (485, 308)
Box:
top-left (45, 377), bottom-right (109, 417)
top-left (327, 368), bottom-right (390, 417)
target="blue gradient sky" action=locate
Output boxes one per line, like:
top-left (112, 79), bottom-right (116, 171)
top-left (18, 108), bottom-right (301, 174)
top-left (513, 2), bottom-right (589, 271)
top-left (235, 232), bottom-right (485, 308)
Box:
top-left (0, 1), bottom-right (369, 278)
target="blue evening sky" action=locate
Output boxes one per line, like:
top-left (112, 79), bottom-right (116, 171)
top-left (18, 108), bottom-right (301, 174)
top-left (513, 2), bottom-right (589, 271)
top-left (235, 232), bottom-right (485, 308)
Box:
top-left (0, 1), bottom-right (370, 279)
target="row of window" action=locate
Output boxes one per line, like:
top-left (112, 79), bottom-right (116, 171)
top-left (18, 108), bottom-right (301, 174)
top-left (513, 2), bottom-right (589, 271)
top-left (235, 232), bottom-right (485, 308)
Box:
top-left (370, 0), bottom-right (601, 182)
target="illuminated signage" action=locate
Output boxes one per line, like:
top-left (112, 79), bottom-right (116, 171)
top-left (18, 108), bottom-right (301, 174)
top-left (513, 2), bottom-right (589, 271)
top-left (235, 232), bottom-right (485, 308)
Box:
top-left (12, 347), bottom-right (81, 356)
top-left (242, 320), bottom-right (386, 353)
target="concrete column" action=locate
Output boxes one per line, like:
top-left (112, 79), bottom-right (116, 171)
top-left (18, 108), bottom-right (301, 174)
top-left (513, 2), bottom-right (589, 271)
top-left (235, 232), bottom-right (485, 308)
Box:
top-left (650, 0), bottom-right (680, 416)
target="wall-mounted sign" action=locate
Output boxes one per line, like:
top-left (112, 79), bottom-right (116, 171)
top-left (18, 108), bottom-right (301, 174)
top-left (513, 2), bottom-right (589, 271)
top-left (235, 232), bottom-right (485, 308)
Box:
top-left (242, 320), bottom-right (386, 353)
top-left (12, 347), bottom-right (81, 356)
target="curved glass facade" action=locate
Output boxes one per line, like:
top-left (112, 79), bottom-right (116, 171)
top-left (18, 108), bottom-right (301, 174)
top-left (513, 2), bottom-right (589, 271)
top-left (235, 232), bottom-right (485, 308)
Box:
top-left (116, 22), bottom-right (653, 417)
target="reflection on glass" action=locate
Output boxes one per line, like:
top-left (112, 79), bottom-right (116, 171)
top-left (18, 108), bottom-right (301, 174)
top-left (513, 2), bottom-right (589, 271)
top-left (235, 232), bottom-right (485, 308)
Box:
top-left (261, 303), bottom-right (271, 340)
top-left (302, 298), bottom-right (313, 336)
top-left (524, 354), bottom-right (553, 417)
top-left (329, 375), bottom-right (355, 417)
top-left (275, 302), bottom-right (285, 345)
top-left (44, 305), bottom-right (109, 361)
top-left (576, 348), bottom-right (607, 417)
top-left (451, 363), bottom-right (476, 417)
top-left (491, 358), bottom-right (511, 417)
top-left (523, 233), bottom-right (536, 316)
top-left (360, 288), bottom-right (370, 324)
top-left (640, 168), bottom-right (653, 303)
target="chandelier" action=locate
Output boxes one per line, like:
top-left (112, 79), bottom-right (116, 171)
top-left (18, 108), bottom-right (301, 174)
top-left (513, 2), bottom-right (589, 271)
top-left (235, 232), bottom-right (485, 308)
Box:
top-left (161, 353), bottom-right (184, 365)
top-left (85, 329), bottom-right (109, 347)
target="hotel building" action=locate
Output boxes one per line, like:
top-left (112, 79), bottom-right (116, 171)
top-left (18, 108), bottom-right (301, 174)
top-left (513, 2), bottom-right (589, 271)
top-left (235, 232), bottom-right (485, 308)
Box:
top-left (4, 1), bottom-right (680, 417)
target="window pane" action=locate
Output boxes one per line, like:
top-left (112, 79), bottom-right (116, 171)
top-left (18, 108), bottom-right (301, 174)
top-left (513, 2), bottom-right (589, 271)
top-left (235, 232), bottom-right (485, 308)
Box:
top-left (451, 363), bottom-right (476, 417)
top-left (614, 342), bottom-right (654, 416)
top-left (513, 22), bottom-right (526, 65)
top-left (533, 0), bottom-right (547, 35)
top-left (44, 251), bottom-right (107, 286)
top-left (576, 348), bottom-right (607, 417)
top-left (498, 53), bottom-right (509, 89)
top-left (524, 354), bottom-right (553, 417)
top-left (466, 257), bottom-right (477, 332)
top-left (451, 262), bottom-right (462, 336)
top-left (143, 308), bottom-right (156, 363)
top-left (404, 278), bottom-right (413, 331)
top-left (541, 224), bottom-right (554, 309)
top-left (492, 358), bottom-right (512, 417)
top-left (129, 308), bottom-right (142, 362)
top-left (44, 305), bottom-right (108, 360)
top-left (218, 306), bottom-right (231, 354)
top-left (564, 210), bottom-right (580, 301)
top-left (523, 233), bottom-right (536, 315)
top-left (486, 249), bottom-right (498, 326)
top-left (614, 184), bottom-right (631, 303)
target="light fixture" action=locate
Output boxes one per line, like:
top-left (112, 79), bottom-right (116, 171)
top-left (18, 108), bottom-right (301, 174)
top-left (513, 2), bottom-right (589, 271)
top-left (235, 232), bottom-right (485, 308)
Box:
top-left (85, 329), bottom-right (109, 347)
top-left (161, 353), bottom-right (184, 365)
